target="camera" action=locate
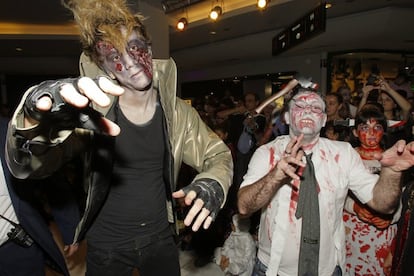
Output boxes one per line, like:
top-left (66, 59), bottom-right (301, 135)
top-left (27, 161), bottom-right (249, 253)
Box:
top-left (7, 225), bottom-right (34, 248)
top-left (366, 74), bottom-right (380, 85)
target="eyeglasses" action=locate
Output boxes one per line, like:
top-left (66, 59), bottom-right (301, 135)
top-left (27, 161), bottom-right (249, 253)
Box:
top-left (292, 100), bottom-right (324, 114)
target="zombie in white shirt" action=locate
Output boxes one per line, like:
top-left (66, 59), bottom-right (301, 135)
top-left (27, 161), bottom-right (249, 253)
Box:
top-left (237, 88), bottom-right (414, 276)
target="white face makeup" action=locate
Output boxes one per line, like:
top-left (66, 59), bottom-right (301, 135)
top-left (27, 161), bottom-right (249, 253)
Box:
top-left (97, 27), bottom-right (153, 91)
top-left (286, 91), bottom-right (327, 138)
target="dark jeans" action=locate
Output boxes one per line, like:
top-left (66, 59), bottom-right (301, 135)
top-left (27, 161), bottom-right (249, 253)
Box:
top-left (86, 233), bottom-right (180, 276)
top-left (252, 257), bottom-right (342, 276)
top-left (0, 240), bottom-right (46, 276)
top-left (251, 257), bottom-right (267, 276)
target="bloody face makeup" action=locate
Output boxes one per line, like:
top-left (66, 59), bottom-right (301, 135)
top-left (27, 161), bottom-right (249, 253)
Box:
top-left (96, 40), bottom-right (125, 72)
top-left (125, 38), bottom-right (152, 79)
top-left (96, 27), bottom-right (153, 91)
top-left (288, 92), bottom-right (326, 138)
top-left (356, 119), bottom-right (384, 148)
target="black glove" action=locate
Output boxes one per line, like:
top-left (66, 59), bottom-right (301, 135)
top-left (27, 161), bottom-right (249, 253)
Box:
top-left (24, 78), bottom-right (104, 133)
top-left (181, 178), bottom-right (224, 221)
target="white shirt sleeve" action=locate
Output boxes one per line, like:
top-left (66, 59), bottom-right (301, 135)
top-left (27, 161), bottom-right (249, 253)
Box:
top-left (346, 145), bottom-right (379, 204)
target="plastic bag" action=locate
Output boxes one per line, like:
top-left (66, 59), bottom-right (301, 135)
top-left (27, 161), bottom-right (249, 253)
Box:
top-left (237, 127), bottom-right (254, 154)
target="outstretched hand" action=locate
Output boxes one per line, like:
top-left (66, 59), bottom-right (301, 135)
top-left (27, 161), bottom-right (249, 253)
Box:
top-left (172, 179), bottom-right (224, 231)
top-left (27, 76), bottom-right (124, 136)
top-left (375, 140), bottom-right (414, 172)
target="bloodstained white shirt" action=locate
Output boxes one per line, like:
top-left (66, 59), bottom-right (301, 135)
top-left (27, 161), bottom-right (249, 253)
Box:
top-left (240, 135), bottom-right (379, 276)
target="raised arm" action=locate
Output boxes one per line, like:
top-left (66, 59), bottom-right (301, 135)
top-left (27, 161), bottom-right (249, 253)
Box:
top-left (367, 140), bottom-right (414, 213)
top-left (216, 102), bottom-right (246, 119)
top-left (378, 79), bottom-right (412, 121)
top-left (357, 84), bottom-right (377, 113)
top-left (6, 77), bottom-right (124, 179)
top-left (238, 167), bottom-right (284, 216)
top-left (238, 135), bottom-right (305, 216)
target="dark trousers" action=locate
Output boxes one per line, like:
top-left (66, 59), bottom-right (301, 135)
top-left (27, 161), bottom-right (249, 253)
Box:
top-left (86, 234), bottom-right (180, 276)
top-left (0, 240), bottom-right (46, 276)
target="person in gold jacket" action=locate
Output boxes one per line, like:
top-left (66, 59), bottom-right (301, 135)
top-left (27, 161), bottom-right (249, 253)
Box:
top-left (5, 0), bottom-right (233, 275)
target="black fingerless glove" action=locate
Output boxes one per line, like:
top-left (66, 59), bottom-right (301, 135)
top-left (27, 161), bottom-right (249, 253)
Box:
top-left (181, 178), bottom-right (225, 221)
top-left (24, 78), bottom-right (104, 133)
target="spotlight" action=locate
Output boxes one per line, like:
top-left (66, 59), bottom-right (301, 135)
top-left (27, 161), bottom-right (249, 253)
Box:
top-left (209, 6), bottom-right (222, 21)
top-left (257, 0), bottom-right (269, 9)
top-left (176, 17), bottom-right (188, 31)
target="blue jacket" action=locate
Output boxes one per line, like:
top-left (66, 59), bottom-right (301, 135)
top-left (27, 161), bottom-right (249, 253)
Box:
top-left (0, 117), bottom-right (69, 276)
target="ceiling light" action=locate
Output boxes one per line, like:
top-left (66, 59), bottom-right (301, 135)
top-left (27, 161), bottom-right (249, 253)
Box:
top-left (209, 6), bottom-right (222, 21)
top-left (257, 0), bottom-right (269, 9)
top-left (176, 17), bottom-right (188, 31)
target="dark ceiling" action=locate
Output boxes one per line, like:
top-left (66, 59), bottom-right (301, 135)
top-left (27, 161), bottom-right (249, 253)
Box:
top-left (1, 0), bottom-right (414, 77)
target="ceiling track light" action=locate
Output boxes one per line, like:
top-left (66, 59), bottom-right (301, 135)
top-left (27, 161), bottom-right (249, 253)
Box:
top-left (257, 0), bottom-right (269, 10)
top-left (209, 5), bottom-right (222, 21)
top-left (176, 17), bottom-right (188, 31)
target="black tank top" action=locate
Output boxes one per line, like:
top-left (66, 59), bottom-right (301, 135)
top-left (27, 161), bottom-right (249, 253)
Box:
top-left (87, 102), bottom-right (168, 249)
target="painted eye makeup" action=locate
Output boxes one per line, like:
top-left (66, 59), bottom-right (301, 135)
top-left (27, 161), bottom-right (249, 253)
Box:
top-left (127, 39), bottom-right (148, 53)
top-left (111, 54), bottom-right (121, 62)
top-left (96, 41), bottom-right (116, 55)
top-left (358, 124), bottom-right (384, 132)
top-left (293, 101), bottom-right (323, 114)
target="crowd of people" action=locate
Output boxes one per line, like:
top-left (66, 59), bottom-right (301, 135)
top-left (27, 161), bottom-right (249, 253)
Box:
top-left (236, 82), bottom-right (414, 276)
top-left (173, 70), bottom-right (414, 276)
top-left (1, 0), bottom-right (414, 276)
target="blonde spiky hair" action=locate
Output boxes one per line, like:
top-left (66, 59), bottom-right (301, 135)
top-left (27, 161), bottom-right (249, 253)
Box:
top-left (62, 0), bottom-right (151, 65)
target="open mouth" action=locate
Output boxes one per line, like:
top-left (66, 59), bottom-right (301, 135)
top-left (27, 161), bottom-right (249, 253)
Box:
top-left (299, 119), bottom-right (315, 128)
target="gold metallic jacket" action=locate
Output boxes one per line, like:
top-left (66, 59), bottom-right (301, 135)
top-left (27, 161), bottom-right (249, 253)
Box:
top-left (6, 57), bottom-right (233, 243)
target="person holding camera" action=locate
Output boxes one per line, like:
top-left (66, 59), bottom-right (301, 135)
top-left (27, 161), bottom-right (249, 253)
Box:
top-left (358, 75), bottom-right (413, 147)
top-left (359, 75), bottom-right (411, 121)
